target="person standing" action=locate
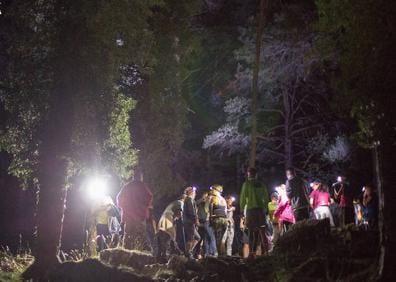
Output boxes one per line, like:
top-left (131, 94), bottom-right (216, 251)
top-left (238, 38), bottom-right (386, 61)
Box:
top-left (285, 168), bottom-right (310, 222)
top-left (157, 198), bottom-right (184, 262)
top-left (183, 186), bottom-right (201, 259)
top-left (362, 185), bottom-right (378, 229)
top-left (268, 193), bottom-right (279, 249)
top-left (209, 184), bottom-right (228, 256)
top-left (195, 192), bottom-right (217, 257)
top-left (240, 167), bottom-right (269, 257)
top-left (117, 171), bottom-right (153, 251)
top-left (309, 181), bottom-right (335, 227)
top-left (274, 184), bottom-right (295, 235)
top-left (222, 195), bottom-right (236, 256)
top-left (331, 175), bottom-right (354, 227)
top-left (175, 193), bottom-right (187, 253)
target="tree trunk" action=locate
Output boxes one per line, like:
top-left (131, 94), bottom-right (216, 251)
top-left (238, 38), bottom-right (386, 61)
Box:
top-left (85, 213), bottom-right (98, 257)
top-left (283, 88), bottom-right (293, 168)
top-left (23, 84), bottom-right (74, 281)
top-left (249, 0), bottom-right (267, 168)
top-left (375, 140), bottom-right (396, 281)
top-left (372, 145), bottom-right (385, 278)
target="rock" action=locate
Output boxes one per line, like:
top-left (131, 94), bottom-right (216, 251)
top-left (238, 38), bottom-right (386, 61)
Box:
top-left (200, 256), bottom-right (245, 281)
top-left (141, 263), bottom-right (166, 277)
top-left (48, 258), bottom-right (153, 282)
top-left (274, 219), bottom-right (330, 255)
top-left (153, 268), bottom-right (176, 280)
top-left (99, 248), bottom-right (156, 270)
top-left (185, 259), bottom-right (204, 273)
top-left (166, 255), bottom-right (188, 276)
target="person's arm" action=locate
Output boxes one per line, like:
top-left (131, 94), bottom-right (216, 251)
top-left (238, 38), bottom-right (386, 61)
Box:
top-left (302, 180), bottom-right (310, 204)
top-left (262, 185), bottom-right (269, 211)
top-left (240, 183), bottom-right (247, 212)
top-left (209, 197), bottom-right (215, 220)
top-left (143, 183), bottom-right (153, 207)
top-left (309, 197), bottom-right (314, 209)
top-left (363, 193), bottom-right (372, 207)
top-left (309, 190), bottom-right (315, 209)
top-left (193, 201), bottom-right (199, 225)
top-left (184, 198), bottom-right (192, 219)
top-left (286, 180), bottom-right (292, 199)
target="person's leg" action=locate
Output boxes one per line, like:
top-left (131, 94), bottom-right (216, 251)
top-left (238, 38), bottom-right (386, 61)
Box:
top-left (241, 229), bottom-right (249, 258)
top-left (184, 221), bottom-right (199, 259)
top-left (123, 221), bottom-right (133, 250)
top-left (246, 208), bottom-right (260, 256)
top-left (216, 223), bottom-right (226, 256)
top-left (283, 221), bottom-right (292, 233)
top-left (192, 228), bottom-right (201, 258)
top-left (243, 243), bottom-right (249, 258)
top-left (175, 219), bottom-right (185, 254)
top-left (249, 227), bottom-right (259, 255)
top-left (195, 225), bottom-right (205, 257)
top-left (339, 207), bottom-right (346, 227)
top-left (123, 219), bottom-right (148, 250)
top-left (227, 227), bottom-right (234, 256)
top-left (221, 226), bottom-right (229, 255)
top-left (322, 206), bottom-right (335, 227)
top-left (157, 231), bottom-right (167, 261)
top-left (211, 219), bottom-right (223, 255)
top-left (314, 208), bottom-right (321, 220)
top-left (272, 223), bottom-right (280, 247)
top-left (205, 222), bottom-right (217, 256)
top-left (258, 227), bottom-right (268, 256)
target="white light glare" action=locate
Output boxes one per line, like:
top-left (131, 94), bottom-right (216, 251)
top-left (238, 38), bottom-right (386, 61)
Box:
top-left (337, 176), bottom-right (342, 182)
top-left (86, 177), bottom-right (107, 201)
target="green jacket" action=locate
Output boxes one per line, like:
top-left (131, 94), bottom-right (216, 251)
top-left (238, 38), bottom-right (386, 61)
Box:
top-left (240, 178), bottom-right (269, 211)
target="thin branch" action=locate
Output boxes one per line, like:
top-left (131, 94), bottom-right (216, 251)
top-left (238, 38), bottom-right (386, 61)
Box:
top-left (260, 147), bottom-right (285, 158)
top-left (290, 124), bottom-right (323, 137)
top-left (291, 92), bottom-right (314, 119)
top-left (257, 135), bottom-right (283, 141)
top-left (258, 108), bottom-right (285, 118)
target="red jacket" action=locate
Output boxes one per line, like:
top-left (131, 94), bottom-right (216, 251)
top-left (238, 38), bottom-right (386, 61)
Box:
top-left (117, 180), bottom-right (153, 223)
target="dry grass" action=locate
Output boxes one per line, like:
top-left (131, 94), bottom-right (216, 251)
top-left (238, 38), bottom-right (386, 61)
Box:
top-left (0, 247), bottom-right (34, 281)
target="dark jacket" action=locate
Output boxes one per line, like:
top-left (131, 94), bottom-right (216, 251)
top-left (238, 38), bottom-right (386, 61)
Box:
top-left (196, 198), bottom-right (210, 222)
top-left (184, 197), bottom-right (198, 222)
top-left (286, 176), bottom-right (309, 211)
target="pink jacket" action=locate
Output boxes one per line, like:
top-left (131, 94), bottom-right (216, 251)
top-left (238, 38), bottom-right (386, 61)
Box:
top-left (117, 180), bottom-right (153, 223)
top-left (274, 195), bottom-right (295, 224)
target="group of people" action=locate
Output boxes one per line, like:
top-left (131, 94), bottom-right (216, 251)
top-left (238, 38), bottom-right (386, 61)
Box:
top-left (156, 184), bottom-right (236, 261)
top-left (89, 167), bottom-right (379, 261)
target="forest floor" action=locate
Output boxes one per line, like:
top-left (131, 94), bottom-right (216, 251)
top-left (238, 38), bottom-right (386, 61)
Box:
top-left (0, 249), bottom-right (33, 282)
top-left (1, 219), bottom-right (378, 281)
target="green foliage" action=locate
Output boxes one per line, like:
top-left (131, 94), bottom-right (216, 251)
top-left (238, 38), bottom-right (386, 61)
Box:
top-left (103, 92), bottom-right (137, 181)
top-left (135, 0), bottom-right (200, 199)
top-left (0, 0), bottom-right (160, 188)
top-left (315, 0), bottom-right (396, 146)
